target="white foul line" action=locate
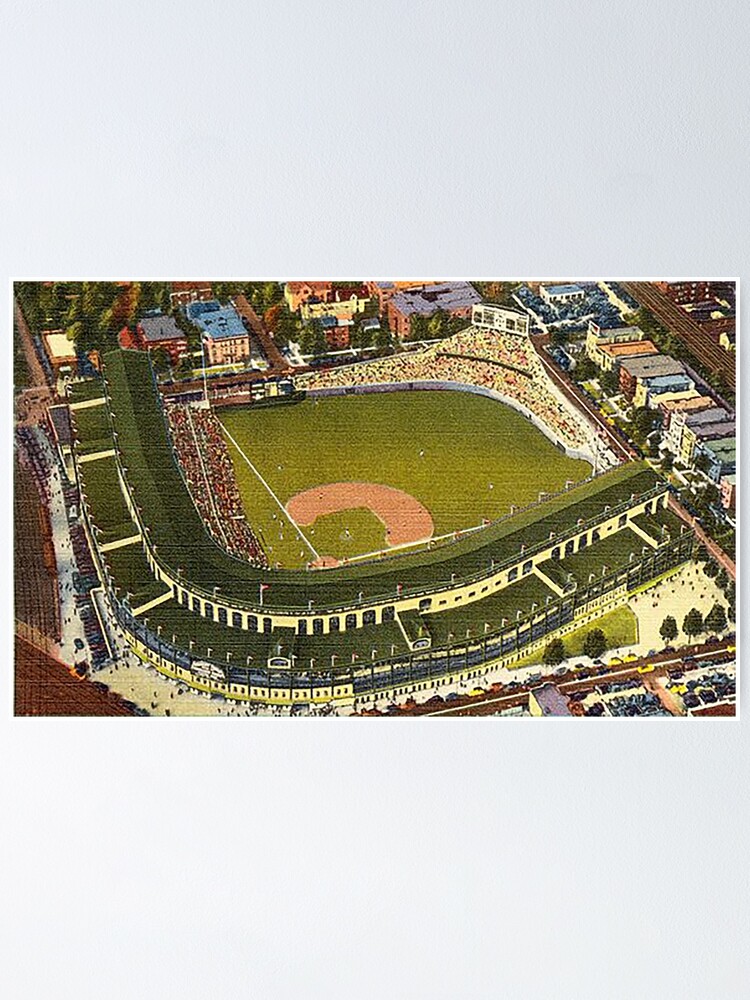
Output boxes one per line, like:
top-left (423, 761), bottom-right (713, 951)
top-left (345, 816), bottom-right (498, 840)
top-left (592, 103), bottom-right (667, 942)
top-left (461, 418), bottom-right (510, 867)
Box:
top-left (221, 424), bottom-right (320, 560)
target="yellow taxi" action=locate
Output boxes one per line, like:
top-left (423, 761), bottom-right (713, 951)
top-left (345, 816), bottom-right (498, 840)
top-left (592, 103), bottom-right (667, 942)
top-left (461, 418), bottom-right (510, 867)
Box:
top-left (608, 656), bottom-right (623, 666)
top-left (637, 663), bottom-right (656, 674)
top-left (623, 653), bottom-right (637, 662)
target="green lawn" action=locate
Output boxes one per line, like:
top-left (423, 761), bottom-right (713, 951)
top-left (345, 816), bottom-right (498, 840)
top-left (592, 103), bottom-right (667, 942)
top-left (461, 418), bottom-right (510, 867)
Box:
top-left (513, 605), bottom-right (639, 667)
top-left (220, 391), bottom-right (591, 567)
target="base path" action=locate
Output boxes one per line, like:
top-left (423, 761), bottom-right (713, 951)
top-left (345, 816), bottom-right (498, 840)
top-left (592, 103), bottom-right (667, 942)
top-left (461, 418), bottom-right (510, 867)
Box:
top-left (287, 482), bottom-right (434, 548)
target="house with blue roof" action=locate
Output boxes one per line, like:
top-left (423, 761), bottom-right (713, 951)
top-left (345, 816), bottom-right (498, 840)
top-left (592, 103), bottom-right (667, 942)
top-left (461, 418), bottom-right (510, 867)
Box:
top-left (186, 300), bottom-right (251, 366)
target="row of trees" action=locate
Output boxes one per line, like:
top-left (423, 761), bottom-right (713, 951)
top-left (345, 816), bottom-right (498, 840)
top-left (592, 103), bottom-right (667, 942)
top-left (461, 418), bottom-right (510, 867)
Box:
top-left (296, 314), bottom-right (394, 358)
top-left (659, 601), bottom-right (729, 644)
top-left (16, 280), bottom-right (290, 360)
top-left (542, 599), bottom-right (730, 671)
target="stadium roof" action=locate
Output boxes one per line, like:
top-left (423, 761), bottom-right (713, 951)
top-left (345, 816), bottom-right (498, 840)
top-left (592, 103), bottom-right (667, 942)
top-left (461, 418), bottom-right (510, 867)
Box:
top-left (186, 300), bottom-right (247, 341)
top-left (139, 313), bottom-right (185, 343)
top-left (390, 282), bottom-right (481, 318)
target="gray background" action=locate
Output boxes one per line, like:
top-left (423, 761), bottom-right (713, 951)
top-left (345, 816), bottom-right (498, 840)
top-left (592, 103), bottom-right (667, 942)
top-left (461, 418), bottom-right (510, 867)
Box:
top-left (1, 2), bottom-right (747, 998)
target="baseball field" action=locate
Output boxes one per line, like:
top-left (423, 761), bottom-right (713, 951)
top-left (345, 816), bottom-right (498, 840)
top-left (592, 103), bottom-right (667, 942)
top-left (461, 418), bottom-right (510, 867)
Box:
top-left (219, 390), bottom-right (591, 568)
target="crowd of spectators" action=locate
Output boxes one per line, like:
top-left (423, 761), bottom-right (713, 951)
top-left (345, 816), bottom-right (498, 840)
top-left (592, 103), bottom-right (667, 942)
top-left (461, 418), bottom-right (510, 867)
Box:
top-left (298, 327), bottom-right (590, 452)
top-left (16, 425), bottom-right (54, 503)
top-left (165, 402), bottom-right (268, 566)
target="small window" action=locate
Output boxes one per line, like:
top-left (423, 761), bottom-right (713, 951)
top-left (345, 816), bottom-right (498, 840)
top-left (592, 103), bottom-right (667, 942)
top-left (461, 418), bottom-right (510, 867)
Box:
top-left (329, 616), bottom-right (340, 632)
top-left (247, 615), bottom-right (258, 632)
top-left (508, 567), bottom-right (518, 582)
top-left (523, 561), bottom-right (532, 575)
top-left (232, 611), bottom-right (242, 629)
top-left (263, 617), bottom-right (272, 633)
top-left (345, 613), bottom-right (357, 629)
top-left (313, 618), bottom-right (324, 635)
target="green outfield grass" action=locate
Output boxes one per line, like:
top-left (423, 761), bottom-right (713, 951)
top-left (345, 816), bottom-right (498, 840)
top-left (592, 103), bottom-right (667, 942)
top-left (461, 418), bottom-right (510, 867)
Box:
top-left (219, 391), bottom-right (591, 567)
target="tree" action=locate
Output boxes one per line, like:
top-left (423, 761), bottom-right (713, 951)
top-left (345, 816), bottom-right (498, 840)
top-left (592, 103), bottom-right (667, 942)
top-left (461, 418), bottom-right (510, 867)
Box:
top-left (299, 319), bottom-right (328, 357)
top-left (694, 451), bottom-right (711, 476)
top-left (373, 323), bottom-right (393, 354)
top-left (600, 369), bottom-right (620, 396)
top-left (661, 452), bottom-right (674, 473)
top-left (632, 406), bottom-right (659, 442)
top-left (174, 354), bottom-right (195, 380)
top-left (704, 603), bottom-right (727, 634)
top-left (659, 615), bottom-right (678, 644)
top-left (702, 560), bottom-right (718, 578)
top-left (682, 608), bottom-right (704, 640)
top-left (408, 314), bottom-right (429, 342)
top-left (582, 628), bottom-right (606, 660)
top-left (543, 638), bottom-right (566, 666)
top-left (149, 347), bottom-right (172, 375)
top-left (574, 355), bottom-right (597, 382)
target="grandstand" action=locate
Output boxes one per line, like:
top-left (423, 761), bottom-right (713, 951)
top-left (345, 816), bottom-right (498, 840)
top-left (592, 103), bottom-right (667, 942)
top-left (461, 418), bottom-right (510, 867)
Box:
top-left (296, 323), bottom-right (595, 460)
top-left (64, 344), bottom-right (695, 705)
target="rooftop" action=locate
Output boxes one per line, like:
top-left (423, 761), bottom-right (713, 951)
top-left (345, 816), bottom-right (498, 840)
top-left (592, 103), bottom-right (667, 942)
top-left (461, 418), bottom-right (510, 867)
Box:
top-left (660, 394), bottom-right (713, 414)
top-left (701, 437), bottom-right (736, 462)
top-left (139, 313), bottom-right (185, 343)
top-left (171, 281), bottom-right (212, 293)
top-left (600, 339), bottom-right (658, 358)
top-left (186, 300), bottom-right (247, 341)
top-left (48, 404), bottom-right (73, 447)
top-left (390, 282), bottom-right (481, 318)
top-left (641, 374), bottom-right (693, 391)
top-left (542, 284), bottom-right (584, 297)
top-left (43, 331), bottom-right (77, 361)
top-left (621, 355), bottom-right (685, 379)
top-left (530, 683), bottom-right (571, 716)
top-left (693, 420), bottom-right (735, 441)
top-left (683, 406), bottom-right (730, 428)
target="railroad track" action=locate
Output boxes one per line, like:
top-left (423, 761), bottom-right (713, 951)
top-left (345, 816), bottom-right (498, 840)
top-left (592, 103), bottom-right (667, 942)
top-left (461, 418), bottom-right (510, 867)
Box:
top-left (622, 282), bottom-right (735, 392)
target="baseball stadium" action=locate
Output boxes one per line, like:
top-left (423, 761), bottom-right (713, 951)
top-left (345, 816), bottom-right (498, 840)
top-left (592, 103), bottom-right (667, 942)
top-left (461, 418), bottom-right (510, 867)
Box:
top-left (68, 303), bottom-right (695, 708)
